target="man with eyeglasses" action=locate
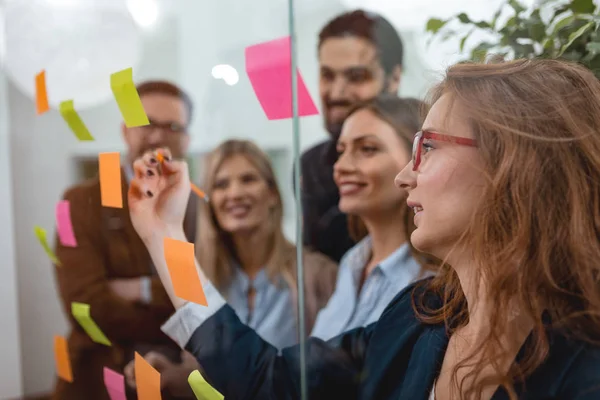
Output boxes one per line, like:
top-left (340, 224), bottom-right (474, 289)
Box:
top-left (52, 81), bottom-right (197, 400)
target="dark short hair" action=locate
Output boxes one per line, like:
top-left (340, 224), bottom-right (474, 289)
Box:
top-left (318, 10), bottom-right (404, 75)
top-left (136, 80), bottom-right (194, 124)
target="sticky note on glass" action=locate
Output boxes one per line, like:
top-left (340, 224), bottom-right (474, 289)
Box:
top-left (54, 335), bottom-right (73, 382)
top-left (34, 225), bottom-right (61, 266)
top-left (56, 200), bottom-right (77, 247)
top-left (135, 352), bottom-right (161, 400)
top-left (59, 100), bottom-right (95, 141)
top-left (111, 67), bottom-right (149, 128)
top-left (164, 237), bottom-right (207, 306)
top-left (99, 152), bottom-right (123, 208)
top-left (71, 302), bottom-right (111, 346)
top-left (245, 36), bottom-right (319, 120)
top-left (188, 370), bottom-right (224, 400)
top-left (104, 367), bottom-right (126, 400)
top-left (35, 70), bottom-right (49, 114)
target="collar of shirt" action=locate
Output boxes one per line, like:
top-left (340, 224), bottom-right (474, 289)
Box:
top-left (230, 263), bottom-right (282, 293)
top-left (343, 236), bottom-right (417, 288)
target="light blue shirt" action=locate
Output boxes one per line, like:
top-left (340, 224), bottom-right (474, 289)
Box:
top-left (161, 238), bottom-right (428, 351)
top-left (224, 266), bottom-right (297, 350)
top-left (310, 236), bottom-right (426, 341)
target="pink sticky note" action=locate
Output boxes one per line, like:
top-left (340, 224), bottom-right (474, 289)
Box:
top-left (56, 200), bottom-right (77, 247)
top-left (245, 36), bottom-right (319, 120)
top-left (103, 367), bottom-right (126, 400)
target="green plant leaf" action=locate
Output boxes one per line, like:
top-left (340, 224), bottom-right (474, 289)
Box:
top-left (552, 15), bottom-right (575, 35)
top-left (586, 41), bottom-right (600, 55)
top-left (475, 21), bottom-right (491, 29)
top-left (471, 42), bottom-right (495, 61)
top-left (460, 30), bottom-right (474, 52)
top-left (529, 22), bottom-right (547, 42)
top-left (491, 7), bottom-right (503, 29)
top-left (500, 16), bottom-right (518, 33)
top-left (426, 18), bottom-right (447, 33)
top-left (508, 0), bottom-right (526, 15)
top-left (558, 21), bottom-right (594, 56)
top-left (541, 37), bottom-right (556, 57)
top-left (457, 13), bottom-right (471, 24)
top-left (570, 0), bottom-right (596, 14)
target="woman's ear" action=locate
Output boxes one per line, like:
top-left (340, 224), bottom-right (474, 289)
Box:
top-left (268, 188), bottom-right (279, 210)
top-left (387, 65), bottom-right (402, 94)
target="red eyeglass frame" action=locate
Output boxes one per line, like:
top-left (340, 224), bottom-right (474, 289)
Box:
top-left (412, 130), bottom-right (477, 171)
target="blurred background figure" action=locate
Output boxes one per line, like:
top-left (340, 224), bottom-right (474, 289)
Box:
top-left (52, 81), bottom-right (197, 400)
top-left (124, 139), bottom-right (337, 397)
top-left (301, 10), bottom-right (404, 263)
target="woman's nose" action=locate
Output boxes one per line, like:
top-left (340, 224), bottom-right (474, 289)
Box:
top-left (395, 161), bottom-right (416, 190)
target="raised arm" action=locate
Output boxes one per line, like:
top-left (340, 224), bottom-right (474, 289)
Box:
top-left (128, 148), bottom-right (372, 399)
top-left (54, 185), bottom-right (174, 342)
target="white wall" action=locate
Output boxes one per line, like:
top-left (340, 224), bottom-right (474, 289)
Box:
top-left (0, 59), bottom-right (23, 400)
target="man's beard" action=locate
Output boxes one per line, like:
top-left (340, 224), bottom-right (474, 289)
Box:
top-left (323, 84), bottom-right (391, 141)
top-left (325, 119), bottom-right (344, 141)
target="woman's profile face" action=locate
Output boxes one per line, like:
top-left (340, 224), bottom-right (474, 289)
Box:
top-left (395, 93), bottom-right (485, 258)
top-left (210, 154), bottom-right (277, 236)
top-left (334, 108), bottom-right (411, 218)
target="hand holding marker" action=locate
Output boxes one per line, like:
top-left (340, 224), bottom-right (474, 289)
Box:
top-left (155, 150), bottom-right (209, 203)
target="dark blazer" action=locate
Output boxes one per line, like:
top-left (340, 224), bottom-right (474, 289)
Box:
top-left (184, 279), bottom-right (600, 399)
top-left (300, 139), bottom-right (354, 263)
top-left (52, 173), bottom-right (197, 400)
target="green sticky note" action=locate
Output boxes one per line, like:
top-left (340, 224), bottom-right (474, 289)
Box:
top-left (188, 370), bottom-right (224, 400)
top-left (59, 100), bottom-right (95, 141)
top-left (71, 302), bottom-right (112, 346)
top-left (34, 225), bottom-right (61, 266)
top-left (110, 67), bottom-right (149, 128)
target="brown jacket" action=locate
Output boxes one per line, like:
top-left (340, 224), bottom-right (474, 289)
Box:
top-left (52, 174), bottom-right (197, 400)
top-left (291, 249), bottom-right (338, 336)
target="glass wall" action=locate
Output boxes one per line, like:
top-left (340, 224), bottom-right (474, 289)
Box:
top-left (0, 0), bottom-right (533, 398)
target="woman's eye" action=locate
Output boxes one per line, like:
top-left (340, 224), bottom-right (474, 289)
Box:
top-left (213, 180), bottom-right (228, 190)
top-left (361, 146), bottom-right (378, 155)
top-left (241, 175), bottom-right (258, 184)
top-left (422, 142), bottom-right (435, 154)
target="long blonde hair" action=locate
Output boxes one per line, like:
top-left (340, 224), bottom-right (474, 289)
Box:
top-left (196, 139), bottom-right (296, 291)
top-left (414, 59), bottom-right (600, 399)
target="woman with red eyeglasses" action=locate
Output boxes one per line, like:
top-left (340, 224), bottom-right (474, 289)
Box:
top-left (127, 58), bottom-right (600, 399)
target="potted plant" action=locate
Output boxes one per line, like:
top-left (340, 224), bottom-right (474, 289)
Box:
top-left (425, 0), bottom-right (600, 77)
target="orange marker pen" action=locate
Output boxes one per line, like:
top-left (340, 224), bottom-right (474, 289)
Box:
top-left (154, 150), bottom-right (209, 203)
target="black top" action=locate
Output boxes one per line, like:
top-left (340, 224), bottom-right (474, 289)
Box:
top-left (300, 139), bottom-right (355, 262)
top-left (184, 279), bottom-right (600, 400)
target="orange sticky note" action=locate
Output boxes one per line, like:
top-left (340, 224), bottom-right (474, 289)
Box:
top-left (99, 152), bottom-right (123, 208)
top-left (36, 70), bottom-right (49, 114)
top-left (134, 352), bottom-right (161, 400)
top-left (54, 335), bottom-right (73, 383)
top-left (164, 237), bottom-right (208, 306)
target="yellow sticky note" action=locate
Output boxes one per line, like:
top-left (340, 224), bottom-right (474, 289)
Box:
top-left (188, 370), bottom-right (224, 400)
top-left (71, 302), bottom-right (111, 346)
top-left (34, 225), bottom-right (61, 266)
top-left (59, 100), bottom-right (95, 141)
top-left (110, 67), bottom-right (149, 128)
